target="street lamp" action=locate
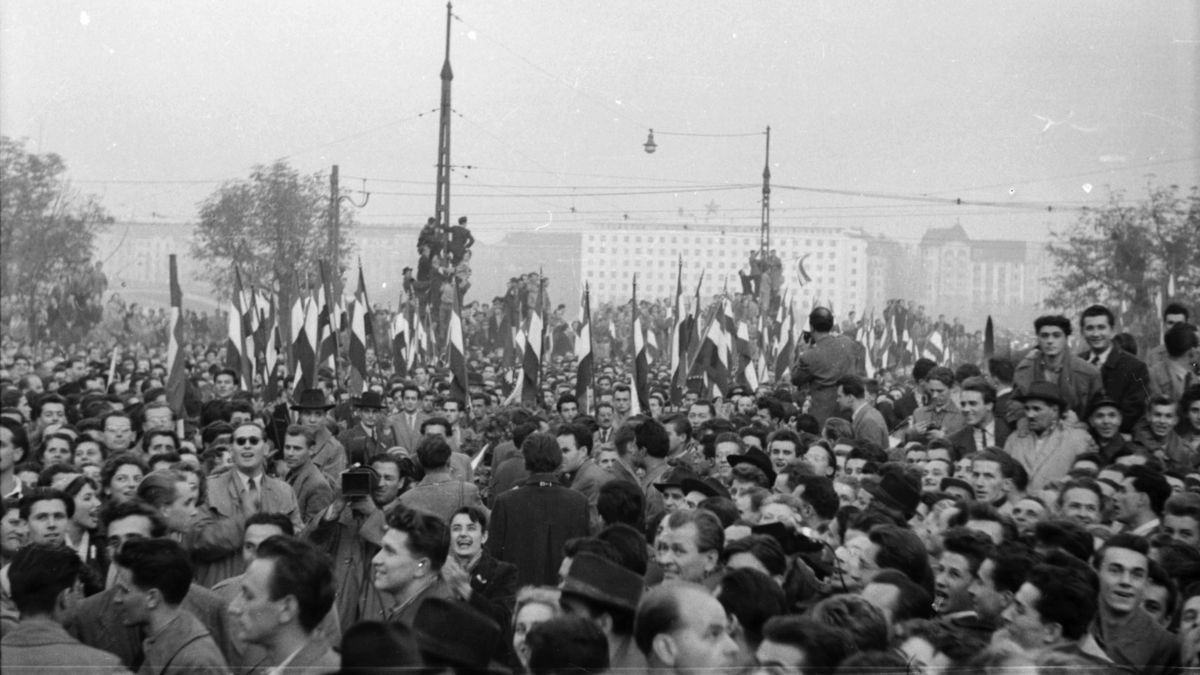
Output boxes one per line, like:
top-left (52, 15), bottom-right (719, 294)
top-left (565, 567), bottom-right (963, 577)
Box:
top-left (643, 129), bottom-right (657, 154)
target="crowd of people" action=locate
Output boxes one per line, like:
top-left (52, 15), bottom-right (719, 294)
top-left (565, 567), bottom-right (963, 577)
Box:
top-left (0, 295), bottom-right (1198, 674)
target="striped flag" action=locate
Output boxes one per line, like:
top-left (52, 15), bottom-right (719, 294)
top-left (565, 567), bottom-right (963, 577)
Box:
top-left (575, 284), bottom-right (594, 413)
top-left (390, 310), bottom-right (410, 378)
top-left (165, 255), bottom-right (187, 417)
top-left (630, 276), bottom-right (649, 415)
top-left (226, 266), bottom-right (254, 392)
top-left (292, 287), bottom-right (319, 395)
top-left (316, 262), bottom-right (338, 378)
top-left (922, 328), bottom-right (946, 363)
top-left (691, 298), bottom-right (731, 396)
top-left (774, 300), bottom-right (795, 382)
top-left (447, 280), bottom-right (470, 405)
top-left (734, 318), bottom-right (758, 390)
top-left (348, 263), bottom-right (370, 395)
top-left (521, 277), bottom-right (545, 406)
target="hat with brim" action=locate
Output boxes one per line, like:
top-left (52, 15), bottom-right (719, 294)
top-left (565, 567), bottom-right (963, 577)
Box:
top-left (1085, 395), bottom-right (1121, 419)
top-left (749, 521), bottom-right (825, 555)
top-left (862, 473), bottom-right (921, 517)
top-left (560, 552), bottom-right (644, 613)
top-left (681, 476), bottom-right (730, 500)
top-left (728, 448), bottom-right (778, 486)
top-left (1014, 381), bottom-right (1066, 410)
top-left (654, 468), bottom-right (697, 493)
top-left (290, 388), bottom-right (334, 411)
top-left (352, 391), bottom-right (389, 410)
top-left (939, 476), bottom-right (974, 497)
top-left (413, 597), bottom-right (508, 674)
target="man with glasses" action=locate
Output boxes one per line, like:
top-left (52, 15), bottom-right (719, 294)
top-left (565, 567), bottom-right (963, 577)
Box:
top-left (193, 421), bottom-right (301, 587)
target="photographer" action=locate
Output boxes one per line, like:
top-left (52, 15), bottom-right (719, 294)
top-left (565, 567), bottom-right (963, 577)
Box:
top-left (304, 464), bottom-right (390, 629)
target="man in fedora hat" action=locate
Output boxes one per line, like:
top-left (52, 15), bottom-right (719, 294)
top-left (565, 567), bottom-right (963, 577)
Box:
top-left (337, 390), bottom-right (396, 467)
top-left (560, 551), bottom-right (646, 671)
top-left (411, 597), bottom-right (506, 674)
top-left (1003, 381), bottom-right (1097, 493)
top-left (292, 388), bottom-right (347, 486)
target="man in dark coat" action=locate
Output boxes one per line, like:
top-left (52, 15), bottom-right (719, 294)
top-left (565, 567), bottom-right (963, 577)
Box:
top-left (443, 506), bottom-right (518, 635)
top-left (791, 307), bottom-right (865, 425)
top-left (337, 391), bottom-right (396, 467)
top-left (1079, 305), bottom-right (1150, 434)
top-left (487, 433), bottom-right (590, 588)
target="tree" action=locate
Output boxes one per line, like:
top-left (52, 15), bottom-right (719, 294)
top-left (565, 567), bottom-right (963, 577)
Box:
top-left (0, 136), bottom-right (112, 345)
top-left (191, 161), bottom-right (355, 341)
top-left (1045, 181), bottom-right (1199, 345)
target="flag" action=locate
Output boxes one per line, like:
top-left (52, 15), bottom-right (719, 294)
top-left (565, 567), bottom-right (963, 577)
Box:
top-left (348, 263), bottom-right (370, 395)
top-left (410, 308), bottom-right (429, 372)
top-left (292, 287), bottom-right (319, 395)
top-left (774, 300), bottom-right (795, 382)
top-left (226, 266), bottom-right (253, 391)
top-left (984, 316), bottom-right (995, 360)
top-left (447, 280), bottom-right (470, 405)
top-left (390, 311), bottom-right (410, 377)
top-left (691, 298), bottom-right (731, 396)
top-left (630, 276), bottom-right (649, 415)
top-left (922, 328), bottom-right (946, 363)
top-left (521, 277), bottom-right (545, 405)
top-left (734, 318), bottom-right (758, 390)
top-left (316, 261), bottom-right (338, 379)
top-left (797, 254), bottom-right (813, 285)
top-left (165, 255), bottom-right (187, 417)
top-left (575, 284), bottom-right (594, 413)
top-left (669, 258), bottom-right (685, 378)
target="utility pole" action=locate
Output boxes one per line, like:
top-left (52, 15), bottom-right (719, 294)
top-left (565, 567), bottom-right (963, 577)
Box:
top-left (760, 126), bottom-right (771, 259)
top-left (433, 2), bottom-right (453, 230)
top-left (329, 164), bottom-right (340, 268)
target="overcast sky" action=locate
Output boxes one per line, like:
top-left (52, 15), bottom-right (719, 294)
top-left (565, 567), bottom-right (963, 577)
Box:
top-left (2, 1), bottom-right (1196, 247)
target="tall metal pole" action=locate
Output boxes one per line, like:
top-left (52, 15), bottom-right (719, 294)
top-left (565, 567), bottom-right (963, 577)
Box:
top-left (433, 2), bottom-right (453, 230)
top-left (329, 164), bottom-right (340, 267)
top-left (760, 126), bottom-right (771, 258)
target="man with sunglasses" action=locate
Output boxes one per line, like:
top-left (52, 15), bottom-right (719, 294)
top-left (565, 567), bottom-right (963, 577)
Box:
top-left (192, 421), bottom-right (301, 588)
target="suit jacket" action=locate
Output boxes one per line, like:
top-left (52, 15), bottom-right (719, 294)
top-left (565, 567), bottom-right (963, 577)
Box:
top-left (1081, 347), bottom-right (1151, 434)
top-left (336, 423), bottom-right (396, 467)
top-left (949, 416), bottom-right (1012, 456)
top-left (1147, 359), bottom-right (1197, 403)
top-left (487, 473), bottom-right (590, 588)
top-left (1090, 607), bottom-right (1179, 675)
top-left (386, 411), bottom-right (428, 454)
top-left (1012, 350), bottom-right (1104, 422)
top-left (2, 618), bottom-right (129, 675)
top-left (396, 470), bottom-right (484, 523)
top-left (192, 471), bottom-right (302, 587)
top-left (286, 461), bottom-right (335, 526)
top-left (211, 573), bottom-right (341, 671)
top-left (567, 458), bottom-right (612, 529)
top-left (66, 583), bottom-right (229, 670)
top-left (791, 333), bottom-right (865, 425)
top-left (244, 635), bottom-right (339, 675)
top-left (1003, 423), bottom-right (1097, 493)
top-left (140, 610), bottom-right (227, 675)
top-left (465, 551), bottom-right (519, 636)
top-left (851, 403), bottom-right (890, 450)
top-left (310, 426), bottom-right (347, 487)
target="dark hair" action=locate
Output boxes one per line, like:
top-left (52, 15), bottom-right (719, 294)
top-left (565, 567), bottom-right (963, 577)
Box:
top-left (1095, 532), bottom-right (1151, 570)
top-left (868, 525), bottom-right (934, 595)
top-left (1146, 558), bottom-right (1179, 623)
top-left (100, 452), bottom-right (149, 493)
top-left (661, 414), bottom-right (692, 441)
top-left (1034, 519), bottom-right (1095, 562)
top-left (796, 475), bottom-right (840, 520)
top-left (635, 419), bottom-right (670, 459)
top-left (555, 394), bottom-right (579, 414)
top-left (1034, 314), bottom-right (1072, 337)
top-left (868, 569), bottom-right (934, 622)
top-left (634, 585), bottom-right (684, 655)
top-left (19, 487), bottom-right (74, 520)
top-left (1126, 465), bottom-right (1172, 515)
top-left (809, 308), bottom-right (834, 333)
top-left (451, 505), bottom-right (489, 530)
top-left (0, 417), bottom-right (30, 457)
top-left (283, 424), bottom-right (315, 448)
top-left (721, 534), bottom-right (787, 577)
top-left (597, 480), bottom-right (644, 529)
top-left (385, 505), bottom-right (451, 570)
top-left (596, 523), bottom-right (649, 576)
top-left (1080, 304), bottom-right (1115, 329)
top-left (988, 543), bottom-right (1041, 595)
top-left (761, 615), bottom-right (850, 674)
top-left (254, 535), bottom-right (336, 633)
top-left (247, 512), bottom-right (296, 537)
top-left (716, 567), bottom-right (787, 648)
top-left (810, 593), bottom-right (889, 652)
top-left (522, 432), bottom-right (563, 473)
top-left (563, 537), bottom-right (622, 566)
top-left (113, 537), bottom-right (193, 605)
top-left (527, 615), bottom-right (610, 675)
top-left (835, 375), bottom-right (865, 399)
top-left (697, 496), bottom-right (741, 529)
top-left (923, 366), bottom-right (955, 387)
top-left (100, 499), bottom-right (167, 537)
top-left (663, 509), bottom-right (724, 554)
top-left (1164, 302), bottom-right (1190, 321)
top-left (941, 527), bottom-right (996, 576)
top-left (959, 377), bottom-right (997, 405)
top-left (555, 423), bottom-right (593, 454)
top-left (414, 435), bottom-right (452, 470)
top-left (986, 357), bottom-right (1014, 385)
top-left (419, 416), bottom-right (451, 436)
top-left (136, 469), bottom-right (186, 509)
top-left (1026, 562), bottom-right (1096, 640)
top-left (8, 543), bottom-right (82, 615)
top-left (1164, 323), bottom-right (1199, 359)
